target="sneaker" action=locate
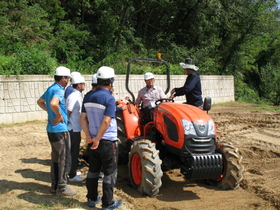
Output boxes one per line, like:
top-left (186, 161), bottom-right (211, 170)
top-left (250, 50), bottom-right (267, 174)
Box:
top-left (102, 200), bottom-right (123, 210)
top-left (88, 196), bottom-right (101, 208)
top-left (57, 186), bottom-right (76, 196)
top-left (69, 175), bottom-right (86, 182)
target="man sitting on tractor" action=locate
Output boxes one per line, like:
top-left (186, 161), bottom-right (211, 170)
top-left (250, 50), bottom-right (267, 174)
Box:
top-left (135, 72), bottom-right (166, 124)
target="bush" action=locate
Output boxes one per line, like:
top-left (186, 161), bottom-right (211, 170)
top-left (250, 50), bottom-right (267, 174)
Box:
top-left (0, 45), bottom-right (57, 75)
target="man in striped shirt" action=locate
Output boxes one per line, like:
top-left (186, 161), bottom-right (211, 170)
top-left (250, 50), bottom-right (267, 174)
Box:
top-left (80, 66), bottom-right (123, 210)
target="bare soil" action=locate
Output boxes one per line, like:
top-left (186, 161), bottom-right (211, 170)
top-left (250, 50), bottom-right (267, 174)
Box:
top-left (1, 103), bottom-right (280, 210)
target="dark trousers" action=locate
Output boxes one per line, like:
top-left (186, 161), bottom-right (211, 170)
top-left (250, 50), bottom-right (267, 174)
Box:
top-left (47, 131), bottom-right (71, 189)
top-left (68, 130), bottom-right (81, 178)
top-left (140, 107), bottom-right (154, 125)
top-left (86, 140), bottom-right (118, 207)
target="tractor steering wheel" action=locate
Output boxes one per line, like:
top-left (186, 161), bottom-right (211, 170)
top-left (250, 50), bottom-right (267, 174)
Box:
top-left (155, 98), bottom-right (174, 105)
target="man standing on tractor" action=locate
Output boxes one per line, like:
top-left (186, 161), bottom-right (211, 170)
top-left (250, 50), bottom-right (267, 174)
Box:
top-left (37, 66), bottom-right (76, 196)
top-left (80, 66), bottom-right (123, 209)
top-left (170, 58), bottom-right (203, 108)
top-left (135, 72), bottom-right (166, 124)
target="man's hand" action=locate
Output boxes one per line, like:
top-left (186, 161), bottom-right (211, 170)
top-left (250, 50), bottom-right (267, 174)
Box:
top-left (86, 135), bottom-right (92, 145)
top-left (170, 94), bottom-right (175, 99)
top-left (169, 88), bottom-right (176, 98)
top-left (52, 114), bottom-right (64, 125)
top-left (117, 104), bottom-right (127, 110)
top-left (90, 137), bottom-right (100, 150)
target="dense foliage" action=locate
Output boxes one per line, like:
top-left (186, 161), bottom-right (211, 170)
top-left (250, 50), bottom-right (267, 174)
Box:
top-left (0, 0), bottom-right (280, 105)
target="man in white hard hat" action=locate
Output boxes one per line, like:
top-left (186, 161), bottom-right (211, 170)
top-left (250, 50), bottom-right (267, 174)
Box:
top-left (37, 66), bottom-right (76, 196)
top-left (135, 72), bottom-right (166, 124)
top-left (170, 58), bottom-right (203, 108)
top-left (80, 66), bottom-right (123, 209)
top-left (65, 71), bottom-right (81, 99)
top-left (85, 73), bottom-right (98, 96)
top-left (66, 75), bottom-right (86, 182)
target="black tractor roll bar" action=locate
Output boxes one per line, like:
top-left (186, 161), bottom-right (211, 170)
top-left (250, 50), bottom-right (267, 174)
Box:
top-left (125, 57), bottom-right (171, 103)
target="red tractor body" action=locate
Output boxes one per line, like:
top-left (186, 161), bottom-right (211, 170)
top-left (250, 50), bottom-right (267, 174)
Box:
top-left (116, 57), bottom-right (244, 196)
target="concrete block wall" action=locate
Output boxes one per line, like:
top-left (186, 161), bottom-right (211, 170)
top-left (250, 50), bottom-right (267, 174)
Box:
top-left (0, 75), bottom-right (234, 124)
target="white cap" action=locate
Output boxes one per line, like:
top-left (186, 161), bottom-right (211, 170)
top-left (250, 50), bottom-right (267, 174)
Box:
top-left (144, 72), bottom-right (154, 80)
top-left (96, 66), bottom-right (115, 79)
top-left (92, 73), bottom-right (97, 84)
top-left (71, 75), bottom-right (85, 84)
top-left (54, 66), bottom-right (71, 76)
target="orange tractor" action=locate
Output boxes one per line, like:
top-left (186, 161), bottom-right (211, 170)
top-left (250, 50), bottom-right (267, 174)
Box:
top-left (116, 56), bottom-right (244, 196)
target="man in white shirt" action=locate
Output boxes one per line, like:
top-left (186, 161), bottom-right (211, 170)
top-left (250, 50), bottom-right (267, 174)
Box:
top-left (66, 74), bottom-right (86, 182)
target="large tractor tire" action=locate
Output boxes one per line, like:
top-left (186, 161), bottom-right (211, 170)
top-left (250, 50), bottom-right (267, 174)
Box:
top-left (128, 140), bottom-right (163, 196)
top-left (212, 141), bottom-right (244, 190)
top-left (116, 110), bottom-right (130, 164)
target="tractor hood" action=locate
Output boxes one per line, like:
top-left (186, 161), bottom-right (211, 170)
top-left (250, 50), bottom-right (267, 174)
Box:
top-left (156, 102), bottom-right (212, 123)
top-left (154, 102), bottom-right (216, 150)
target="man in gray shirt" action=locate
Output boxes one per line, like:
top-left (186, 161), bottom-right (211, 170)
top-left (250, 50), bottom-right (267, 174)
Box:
top-left (136, 72), bottom-right (166, 124)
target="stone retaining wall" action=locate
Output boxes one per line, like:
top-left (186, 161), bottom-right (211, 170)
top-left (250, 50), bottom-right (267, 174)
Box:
top-left (0, 75), bottom-right (234, 124)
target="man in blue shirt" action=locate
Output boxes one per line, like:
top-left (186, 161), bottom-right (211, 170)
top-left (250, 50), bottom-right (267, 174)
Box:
top-left (170, 58), bottom-right (203, 108)
top-left (80, 66), bottom-right (123, 209)
top-left (37, 66), bottom-right (76, 196)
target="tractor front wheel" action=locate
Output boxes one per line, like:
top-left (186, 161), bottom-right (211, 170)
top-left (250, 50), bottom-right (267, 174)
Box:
top-left (128, 140), bottom-right (163, 196)
top-left (116, 110), bottom-right (130, 164)
top-left (212, 141), bottom-right (244, 190)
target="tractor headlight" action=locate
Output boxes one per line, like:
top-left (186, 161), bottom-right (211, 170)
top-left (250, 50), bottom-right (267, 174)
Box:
top-left (181, 119), bottom-right (196, 135)
top-left (208, 119), bottom-right (215, 136)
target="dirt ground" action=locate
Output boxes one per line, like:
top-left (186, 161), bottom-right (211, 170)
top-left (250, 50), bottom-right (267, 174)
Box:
top-left (0, 102), bottom-right (280, 210)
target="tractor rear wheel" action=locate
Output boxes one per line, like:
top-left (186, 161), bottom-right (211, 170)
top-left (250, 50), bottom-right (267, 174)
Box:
top-left (128, 140), bottom-right (163, 196)
top-left (212, 141), bottom-right (244, 189)
top-left (116, 110), bottom-right (130, 164)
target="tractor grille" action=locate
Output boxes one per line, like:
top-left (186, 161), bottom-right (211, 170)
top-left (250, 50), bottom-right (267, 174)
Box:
top-left (185, 137), bottom-right (216, 154)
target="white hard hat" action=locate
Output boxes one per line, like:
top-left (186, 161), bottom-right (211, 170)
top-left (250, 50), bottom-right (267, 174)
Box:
top-left (144, 72), bottom-right (154, 80)
top-left (96, 66), bottom-right (115, 79)
top-left (92, 73), bottom-right (97, 84)
top-left (71, 75), bottom-right (85, 84)
top-left (70, 71), bottom-right (81, 83)
top-left (70, 71), bottom-right (81, 78)
top-left (54, 66), bottom-right (71, 76)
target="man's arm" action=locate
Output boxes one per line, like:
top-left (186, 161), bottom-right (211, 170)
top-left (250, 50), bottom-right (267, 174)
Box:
top-left (80, 112), bottom-right (91, 144)
top-left (135, 90), bottom-right (142, 108)
top-left (50, 96), bottom-right (64, 125)
top-left (37, 97), bottom-right (47, 111)
top-left (90, 115), bottom-right (112, 150)
top-left (66, 93), bottom-right (75, 119)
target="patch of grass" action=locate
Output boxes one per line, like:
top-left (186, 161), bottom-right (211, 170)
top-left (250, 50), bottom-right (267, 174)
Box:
top-left (212, 101), bottom-right (280, 112)
top-left (212, 101), bottom-right (251, 107)
top-left (0, 120), bottom-right (46, 128)
top-left (39, 200), bottom-right (85, 210)
top-left (242, 105), bottom-right (280, 112)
